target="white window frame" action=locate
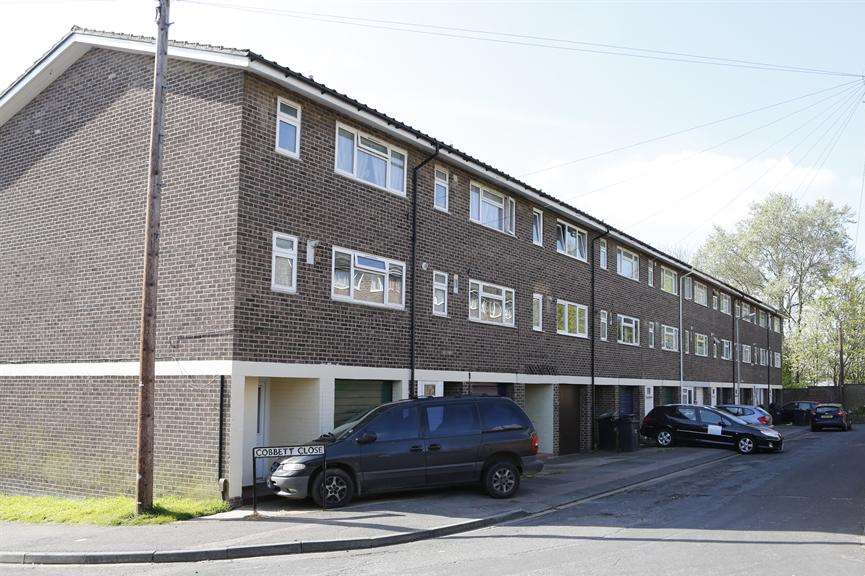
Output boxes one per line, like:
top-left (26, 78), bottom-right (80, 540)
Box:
top-left (774, 351), bottom-right (782, 367)
top-left (722, 339), bottom-right (733, 360)
top-left (661, 267), bottom-right (678, 295)
top-left (661, 325), bottom-right (679, 352)
top-left (617, 314), bottom-right (640, 346)
top-left (600, 310), bottom-right (609, 341)
top-left (759, 310), bottom-right (768, 328)
top-left (616, 247), bottom-right (640, 282)
top-left (720, 293), bottom-right (731, 315)
top-left (648, 321), bottom-right (655, 348)
top-left (433, 166), bottom-right (449, 213)
top-left (647, 261), bottom-right (654, 287)
top-left (470, 181), bottom-right (515, 235)
top-left (556, 299), bottom-right (588, 338)
top-left (773, 316), bottom-right (782, 333)
top-left (432, 271), bottom-right (448, 317)
top-left (712, 290), bottom-right (719, 310)
top-left (532, 293), bottom-right (543, 332)
top-left (331, 246), bottom-right (405, 310)
top-left (694, 282), bottom-right (708, 306)
top-left (599, 239), bottom-right (608, 270)
top-left (468, 279), bottom-right (515, 327)
top-left (555, 220), bottom-right (588, 262)
top-left (741, 344), bottom-right (752, 364)
top-left (275, 97), bottom-right (301, 159)
top-left (760, 348), bottom-right (769, 366)
top-left (532, 208), bottom-right (544, 246)
top-left (684, 330), bottom-right (690, 354)
top-left (271, 232), bottom-right (298, 294)
top-left (683, 276), bottom-right (693, 300)
top-left (694, 333), bottom-right (708, 357)
top-left (334, 122), bottom-right (407, 196)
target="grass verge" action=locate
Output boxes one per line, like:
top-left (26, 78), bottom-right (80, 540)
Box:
top-left (0, 494), bottom-right (230, 526)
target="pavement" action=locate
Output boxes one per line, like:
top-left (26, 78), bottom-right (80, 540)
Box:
top-left (0, 424), bottom-right (812, 566)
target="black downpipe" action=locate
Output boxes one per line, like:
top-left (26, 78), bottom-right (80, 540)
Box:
top-left (589, 228), bottom-right (610, 450)
top-left (409, 145), bottom-right (441, 398)
top-left (218, 375), bottom-right (225, 480)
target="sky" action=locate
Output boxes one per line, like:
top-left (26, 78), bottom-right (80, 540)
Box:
top-left (2, 0), bottom-right (865, 261)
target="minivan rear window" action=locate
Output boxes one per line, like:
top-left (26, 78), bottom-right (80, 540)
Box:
top-left (479, 399), bottom-right (531, 431)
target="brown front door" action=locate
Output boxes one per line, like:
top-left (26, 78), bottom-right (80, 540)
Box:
top-left (558, 384), bottom-right (581, 455)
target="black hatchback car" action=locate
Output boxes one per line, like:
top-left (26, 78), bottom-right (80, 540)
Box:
top-left (641, 404), bottom-right (783, 454)
top-left (267, 396), bottom-right (543, 507)
top-left (811, 403), bottom-right (854, 431)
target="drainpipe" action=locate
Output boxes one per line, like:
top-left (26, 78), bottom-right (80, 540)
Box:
top-left (679, 269), bottom-right (695, 403)
top-left (409, 144), bottom-right (441, 399)
top-left (590, 227), bottom-right (610, 449)
top-left (766, 314), bottom-right (771, 406)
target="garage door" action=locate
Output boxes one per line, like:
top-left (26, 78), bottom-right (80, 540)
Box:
top-left (659, 386), bottom-right (678, 405)
top-left (334, 380), bottom-right (393, 426)
top-left (619, 386), bottom-right (636, 415)
top-left (558, 384), bottom-right (582, 455)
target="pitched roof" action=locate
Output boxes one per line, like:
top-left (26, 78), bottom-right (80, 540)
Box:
top-left (0, 27), bottom-right (778, 313)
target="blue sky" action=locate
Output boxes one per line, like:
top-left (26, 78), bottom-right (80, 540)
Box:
top-left (3, 0), bottom-right (864, 259)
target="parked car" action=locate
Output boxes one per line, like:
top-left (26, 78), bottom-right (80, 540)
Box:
top-left (716, 404), bottom-right (773, 426)
top-left (641, 404), bottom-right (783, 454)
top-left (811, 403), bottom-right (853, 432)
top-left (778, 401), bottom-right (819, 425)
top-left (268, 396), bottom-right (543, 507)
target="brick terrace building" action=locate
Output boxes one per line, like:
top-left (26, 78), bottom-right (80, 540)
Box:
top-left (0, 29), bottom-right (782, 501)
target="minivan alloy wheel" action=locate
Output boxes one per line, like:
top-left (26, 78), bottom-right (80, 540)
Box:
top-left (323, 475), bottom-right (348, 505)
top-left (491, 467), bottom-right (516, 495)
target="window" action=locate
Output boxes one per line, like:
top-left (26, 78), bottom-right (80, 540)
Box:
top-left (424, 403), bottom-right (480, 437)
top-left (741, 344), bottom-right (752, 364)
top-left (773, 316), bottom-right (782, 333)
top-left (735, 301), bottom-right (742, 318)
top-left (752, 345), bottom-right (759, 365)
top-left (695, 333), bottom-right (708, 356)
top-left (722, 339), bottom-right (733, 360)
top-left (699, 408), bottom-right (726, 426)
top-left (694, 282), bottom-right (708, 306)
top-left (741, 302), bottom-right (751, 321)
top-left (617, 247), bottom-right (639, 281)
top-left (470, 182), bottom-right (515, 235)
top-left (617, 315), bottom-right (640, 346)
top-left (647, 261), bottom-right (654, 287)
top-left (556, 300), bottom-right (588, 338)
top-left (599, 239), bottom-right (608, 269)
top-left (712, 290), bottom-right (719, 310)
top-left (434, 167), bottom-right (449, 212)
top-left (600, 310), bottom-right (609, 341)
top-left (760, 348), bottom-right (769, 366)
top-left (335, 123), bottom-right (406, 195)
top-left (683, 276), bottom-right (693, 300)
top-left (713, 339), bottom-right (718, 358)
top-left (684, 330), bottom-right (690, 354)
top-left (271, 232), bottom-right (298, 293)
top-left (532, 293), bottom-right (543, 331)
top-left (759, 310), bottom-right (768, 328)
top-left (720, 293), bottom-right (731, 315)
top-left (774, 351), bottom-right (782, 367)
top-left (532, 209), bottom-right (543, 246)
top-left (469, 279), bottom-right (515, 326)
top-left (478, 399), bottom-right (530, 431)
top-left (367, 406), bottom-right (419, 442)
top-left (332, 247), bottom-right (405, 309)
top-left (658, 267), bottom-right (677, 295)
top-left (432, 271), bottom-right (448, 316)
top-left (662, 325), bottom-right (679, 351)
top-left (275, 98), bottom-right (301, 158)
top-left (556, 221), bottom-right (587, 261)
top-left (674, 406), bottom-right (698, 421)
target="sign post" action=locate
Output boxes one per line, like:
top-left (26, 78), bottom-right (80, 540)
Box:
top-left (251, 444), bottom-right (326, 516)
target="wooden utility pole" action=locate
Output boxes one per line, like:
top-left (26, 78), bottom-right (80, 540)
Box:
top-left (136, 0), bottom-right (170, 515)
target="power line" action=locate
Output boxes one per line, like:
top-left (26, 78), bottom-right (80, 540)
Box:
top-left (574, 81), bottom-right (862, 201)
top-left (855, 120), bottom-right (865, 250)
top-left (178, 0), bottom-right (861, 79)
top-left (627, 86), bottom-right (863, 232)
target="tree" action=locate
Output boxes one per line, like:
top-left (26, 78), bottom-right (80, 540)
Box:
top-left (694, 193), bottom-right (854, 327)
top-left (815, 267), bottom-right (865, 386)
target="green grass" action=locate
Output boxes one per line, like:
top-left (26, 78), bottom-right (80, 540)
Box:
top-left (0, 494), bottom-right (230, 526)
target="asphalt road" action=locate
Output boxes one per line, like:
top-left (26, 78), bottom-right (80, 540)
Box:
top-left (6, 426), bottom-right (864, 576)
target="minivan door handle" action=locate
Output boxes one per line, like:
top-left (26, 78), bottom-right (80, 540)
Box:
top-left (409, 445), bottom-right (424, 453)
top-left (428, 443), bottom-right (442, 451)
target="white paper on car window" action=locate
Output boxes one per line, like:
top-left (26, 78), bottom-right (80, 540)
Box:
top-left (707, 424), bottom-right (722, 436)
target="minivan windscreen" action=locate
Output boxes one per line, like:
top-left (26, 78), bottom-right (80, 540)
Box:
top-left (323, 407), bottom-right (381, 441)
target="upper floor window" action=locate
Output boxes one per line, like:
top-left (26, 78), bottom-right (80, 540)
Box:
top-left (661, 267), bottom-right (677, 295)
top-left (434, 167), bottom-right (449, 212)
top-left (695, 333), bottom-right (708, 356)
top-left (684, 330), bottom-right (690, 354)
top-left (720, 293), bottom-right (731, 315)
top-left (774, 351), bottom-right (782, 367)
top-left (773, 316), bottom-right (782, 333)
top-left (336, 123), bottom-right (406, 195)
top-left (532, 209), bottom-right (544, 246)
top-left (556, 300), bottom-right (588, 338)
top-left (433, 271), bottom-right (448, 316)
top-left (470, 182), bottom-right (515, 235)
top-left (618, 315), bottom-right (640, 346)
top-left (556, 221), bottom-right (587, 261)
top-left (683, 276), bottom-right (693, 300)
top-left (532, 293), bottom-right (543, 331)
top-left (760, 348), bottom-right (769, 365)
top-left (694, 282), bottom-right (708, 306)
top-left (648, 321), bottom-right (656, 347)
top-left (617, 247), bottom-right (639, 281)
top-left (600, 310), bottom-right (609, 340)
top-left (469, 279), bottom-right (514, 326)
top-left (275, 98), bottom-right (301, 158)
top-left (722, 339), bottom-right (733, 360)
top-left (759, 310), bottom-right (768, 328)
top-left (647, 261), bottom-right (654, 287)
top-left (662, 325), bottom-right (679, 351)
top-left (272, 232), bottom-right (298, 293)
top-left (599, 239), bottom-right (608, 269)
top-left (332, 247), bottom-right (404, 309)
top-left (741, 344), bottom-right (752, 364)
top-left (712, 290), bottom-right (719, 310)
top-left (741, 302), bottom-right (751, 320)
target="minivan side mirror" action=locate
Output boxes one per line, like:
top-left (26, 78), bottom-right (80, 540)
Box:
top-left (356, 432), bottom-right (377, 445)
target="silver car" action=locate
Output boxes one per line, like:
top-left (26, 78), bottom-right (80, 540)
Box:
top-left (716, 404), bottom-right (773, 426)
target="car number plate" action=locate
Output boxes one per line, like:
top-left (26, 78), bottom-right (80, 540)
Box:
top-left (821, 415), bottom-right (833, 419)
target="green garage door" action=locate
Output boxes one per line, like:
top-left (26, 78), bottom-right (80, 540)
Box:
top-left (659, 386), bottom-right (678, 405)
top-left (334, 380), bottom-right (393, 426)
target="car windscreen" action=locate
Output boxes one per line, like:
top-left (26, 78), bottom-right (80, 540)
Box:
top-left (815, 406), bottom-right (841, 414)
top-left (330, 406), bottom-right (382, 440)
